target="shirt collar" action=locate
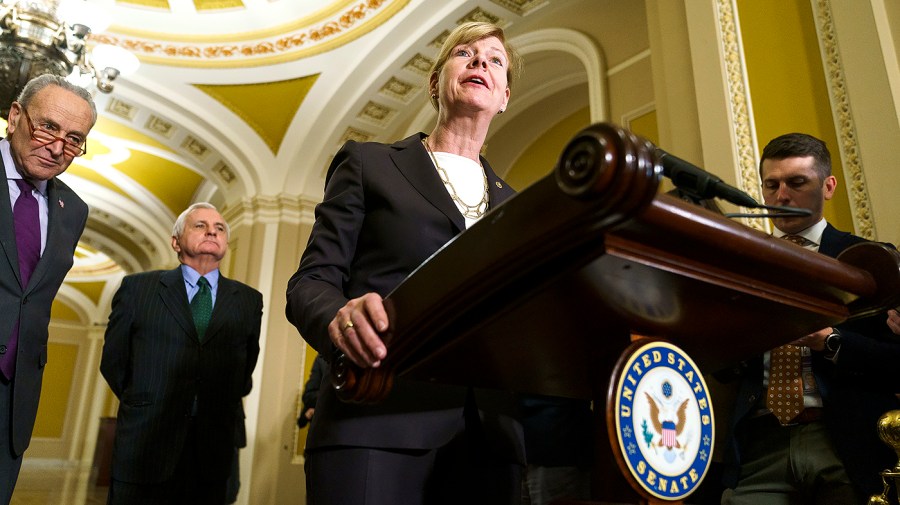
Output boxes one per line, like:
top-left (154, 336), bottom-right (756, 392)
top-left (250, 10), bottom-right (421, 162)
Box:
top-left (2, 138), bottom-right (49, 195)
top-left (773, 218), bottom-right (827, 246)
top-left (180, 264), bottom-right (220, 289)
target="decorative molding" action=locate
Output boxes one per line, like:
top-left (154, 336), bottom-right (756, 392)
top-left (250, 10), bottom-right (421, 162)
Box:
top-left (458, 7), bottom-right (505, 27)
top-left (811, 0), bottom-right (874, 239)
top-left (621, 102), bottom-right (656, 132)
top-left (90, 0), bottom-right (410, 68)
top-left (340, 127), bottom-right (375, 144)
top-left (221, 193), bottom-right (317, 227)
top-left (146, 115), bottom-right (177, 138)
top-left (430, 30), bottom-right (450, 50)
top-left (511, 28), bottom-right (607, 122)
top-left (181, 135), bottom-right (211, 160)
top-left (715, 0), bottom-right (765, 231)
top-left (85, 211), bottom-right (161, 272)
top-left (214, 161), bottom-right (236, 184)
top-left (357, 101), bottom-right (396, 127)
top-left (106, 99), bottom-right (138, 121)
top-left (403, 53), bottom-right (433, 76)
top-left (489, 0), bottom-right (549, 16)
top-left (379, 77), bottom-right (417, 103)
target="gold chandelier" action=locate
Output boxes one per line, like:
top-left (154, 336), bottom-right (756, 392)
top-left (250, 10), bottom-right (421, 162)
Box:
top-left (0, 0), bottom-right (138, 116)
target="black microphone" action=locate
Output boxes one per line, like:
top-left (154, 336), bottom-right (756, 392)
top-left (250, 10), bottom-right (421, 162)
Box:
top-left (655, 148), bottom-right (760, 208)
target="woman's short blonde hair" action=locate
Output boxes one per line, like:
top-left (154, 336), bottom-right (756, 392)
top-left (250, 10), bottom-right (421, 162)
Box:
top-left (428, 22), bottom-right (522, 110)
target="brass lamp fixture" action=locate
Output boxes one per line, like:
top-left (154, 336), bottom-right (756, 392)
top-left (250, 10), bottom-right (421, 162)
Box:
top-left (869, 410), bottom-right (900, 504)
top-left (0, 0), bottom-right (139, 117)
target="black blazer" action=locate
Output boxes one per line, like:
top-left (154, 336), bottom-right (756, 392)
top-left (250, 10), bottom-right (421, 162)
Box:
top-left (297, 355), bottom-right (325, 429)
top-left (722, 223), bottom-right (900, 495)
top-left (286, 133), bottom-right (523, 459)
top-left (100, 267), bottom-right (262, 483)
top-left (0, 165), bottom-right (87, 456)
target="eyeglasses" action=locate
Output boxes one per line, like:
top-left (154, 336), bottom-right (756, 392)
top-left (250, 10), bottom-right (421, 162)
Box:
top-left (18, 106), bottom-right (87, 157)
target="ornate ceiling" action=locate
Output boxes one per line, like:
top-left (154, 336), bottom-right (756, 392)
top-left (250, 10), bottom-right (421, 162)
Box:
top-left (53, 0), bottom-right (649, 317)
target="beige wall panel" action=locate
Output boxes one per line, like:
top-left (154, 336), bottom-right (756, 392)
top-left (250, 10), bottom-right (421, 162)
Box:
top-left (646, 0), bottom-right (702, 158)
top-left (237, 207), bottom-right (314, 505)
top-left (829, 0), bottom-right (900, 245)
top-left (28, 327), bottom-right (88, 460)
top-left (608, 57), bottom-right (656, 132)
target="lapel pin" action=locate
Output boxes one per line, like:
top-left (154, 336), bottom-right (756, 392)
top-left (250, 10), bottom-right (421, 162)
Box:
top-left (58, 199), bottom-right (64, 208)
top-left (495, 181), bottom-right (502, 189)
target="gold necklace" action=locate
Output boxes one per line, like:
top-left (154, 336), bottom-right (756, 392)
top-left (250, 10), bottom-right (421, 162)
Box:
top-left (422, 139), bottom-right (489, 219)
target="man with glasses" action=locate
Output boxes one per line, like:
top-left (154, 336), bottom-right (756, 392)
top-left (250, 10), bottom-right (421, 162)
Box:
top-left (0, 74), bottom-right (95, 502)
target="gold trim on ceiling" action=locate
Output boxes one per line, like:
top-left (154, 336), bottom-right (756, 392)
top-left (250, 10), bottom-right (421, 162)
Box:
top-left (112, 0), bottom-right (354, 42)
top-left (118, 0), bottom-right (170, 8)
top-left (91, 0), bottom-right (410, 68)
top-left (194, 0), bottom-right (244, 11)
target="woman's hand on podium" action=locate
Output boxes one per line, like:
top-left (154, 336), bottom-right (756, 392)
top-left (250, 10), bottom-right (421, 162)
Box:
top-left (329, 292), bottom-right (389, 368)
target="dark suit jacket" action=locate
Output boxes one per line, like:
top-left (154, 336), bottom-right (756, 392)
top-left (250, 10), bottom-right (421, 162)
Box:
top-left (297, 355), bottom-right (325, 429)
top-left (722, 223), bottom-right (900, 495)
top-left (285, 133), bottom-right (523, 461)
top-left (0, 164), bottom-right (87, 456)
top-left (100, 267), bottom-right (262, 483)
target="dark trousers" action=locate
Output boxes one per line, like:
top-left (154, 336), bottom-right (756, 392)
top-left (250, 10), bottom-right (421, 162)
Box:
top-left (306, 429), bottom-right (522, 505)
top-left (722, 414), bottom-right (859, 505)
top-left (0, 378), bottom-right (22, 505)
top-left (107, 419), bottom-right (230, 505)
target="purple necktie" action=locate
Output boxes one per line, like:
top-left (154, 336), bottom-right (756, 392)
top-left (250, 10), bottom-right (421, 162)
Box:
top-left (2, 179), bottom-right (40, 379)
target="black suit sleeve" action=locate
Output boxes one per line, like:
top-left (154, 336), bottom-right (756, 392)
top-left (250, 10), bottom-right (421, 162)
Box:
top-left (243, 288), bottom-right (263, 396)
top-left (100, 276), bottom-right (135, 398)
top-left (285, 142), bottom-right (365, 355)
top-left (301, 356), bottom-right (325, 409)
top-left (831, 317), bottom-right (900, 388)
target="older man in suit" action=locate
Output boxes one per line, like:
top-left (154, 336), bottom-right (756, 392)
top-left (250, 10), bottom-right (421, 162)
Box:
top-left (721, 133), bottom-right (900, 504)
top-left (0, 75), bottom-right (94, 502)
top-left (101, 202), bottom-right (262, 505)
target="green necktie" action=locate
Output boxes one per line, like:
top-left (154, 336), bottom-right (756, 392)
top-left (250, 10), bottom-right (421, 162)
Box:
top-left (191, 276), bottom-right (212, 341)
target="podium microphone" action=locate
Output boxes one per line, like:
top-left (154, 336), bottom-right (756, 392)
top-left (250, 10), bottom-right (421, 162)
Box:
top-left (653, 148), bottom-right (812, 218)
top-left (654, 148), bottom-right (759, 208)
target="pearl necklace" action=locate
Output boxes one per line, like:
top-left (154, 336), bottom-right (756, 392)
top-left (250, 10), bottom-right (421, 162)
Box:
top-left (422, 139), bottom-right (489, 220)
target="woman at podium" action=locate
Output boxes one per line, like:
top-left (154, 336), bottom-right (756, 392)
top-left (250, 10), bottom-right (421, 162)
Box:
top-left (286, 21), bottom-right (525, 505)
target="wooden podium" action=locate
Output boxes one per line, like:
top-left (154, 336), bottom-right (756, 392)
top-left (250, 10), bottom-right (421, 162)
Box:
top-left (330, 123), bottom-right (900, 502)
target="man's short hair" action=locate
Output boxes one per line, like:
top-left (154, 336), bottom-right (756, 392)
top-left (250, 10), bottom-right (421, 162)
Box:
top-left (172, 202), bottom-right (230, 238)
top-left (17, 74), bottom-right (98, 126)
top-left (759, 132), bottom-right (831, 181)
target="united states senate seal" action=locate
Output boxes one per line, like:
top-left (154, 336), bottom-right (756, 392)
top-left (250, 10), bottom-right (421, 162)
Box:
top-left (609, 339), bottom-right (714, 501)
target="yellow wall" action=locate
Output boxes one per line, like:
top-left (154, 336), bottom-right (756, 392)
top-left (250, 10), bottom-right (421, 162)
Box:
top-left (294, 347), bottom-right (318, 458)
top-left (505, 106), bottom-right (592, 190)
top-left (33, 342), bottom-right (78, 438)
top-left (629, 110), bottom-right (659, 148)
top-left (737, 0), bottom-right (854, 232)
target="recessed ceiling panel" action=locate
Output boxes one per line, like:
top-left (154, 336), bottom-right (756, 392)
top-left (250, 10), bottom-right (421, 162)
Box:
top-left (124, 151), bottom-right (205, 215)
top-left (195, 74), bottom-right (319, 154)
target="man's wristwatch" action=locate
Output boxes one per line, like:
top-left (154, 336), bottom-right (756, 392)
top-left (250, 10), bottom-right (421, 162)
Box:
top-left (825, 329), bottom-right (842, 353)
